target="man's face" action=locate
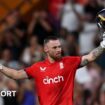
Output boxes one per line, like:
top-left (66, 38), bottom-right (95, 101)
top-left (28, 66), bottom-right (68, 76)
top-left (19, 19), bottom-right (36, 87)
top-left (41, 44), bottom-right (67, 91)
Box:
top-left (44, 40), bottom-right (62, 60)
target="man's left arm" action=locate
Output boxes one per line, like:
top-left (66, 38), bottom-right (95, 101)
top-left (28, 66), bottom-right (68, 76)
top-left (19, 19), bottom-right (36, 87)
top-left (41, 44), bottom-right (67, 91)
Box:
top-left (80, 46), bottom-right (104, 67)
top-left (80, 32), bottom-right (105, 67)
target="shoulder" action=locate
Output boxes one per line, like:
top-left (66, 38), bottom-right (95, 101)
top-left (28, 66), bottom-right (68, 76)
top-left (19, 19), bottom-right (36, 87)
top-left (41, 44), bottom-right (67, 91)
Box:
top-left (62, 56), bottom-right (82, 69)
top-left (62, 56), bottom-right (81, 63)
top-left (63, 56), bottom-right (81, 60)
top-left (31, 60), bottom-right (46, 67)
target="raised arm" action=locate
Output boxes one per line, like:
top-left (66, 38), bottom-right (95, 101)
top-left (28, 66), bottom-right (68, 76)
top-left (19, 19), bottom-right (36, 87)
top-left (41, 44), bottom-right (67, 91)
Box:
top-left (27, 12), bottom-right (39, 35)
top-left (0, 64), bottom-right (28, 80)
top-left (80, 32), bottom-right (105, 67)
top-left (80, 46), bottom-right (104, 67)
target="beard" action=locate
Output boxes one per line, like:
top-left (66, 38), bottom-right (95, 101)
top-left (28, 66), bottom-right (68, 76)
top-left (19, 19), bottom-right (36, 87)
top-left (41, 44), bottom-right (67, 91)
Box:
top-left (50, 53), bottom-right (62, 60)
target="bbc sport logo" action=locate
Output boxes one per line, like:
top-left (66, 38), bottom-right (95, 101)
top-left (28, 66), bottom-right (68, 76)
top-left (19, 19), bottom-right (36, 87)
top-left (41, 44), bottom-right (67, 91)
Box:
top-left (0, 90), bottom-right (16, 97)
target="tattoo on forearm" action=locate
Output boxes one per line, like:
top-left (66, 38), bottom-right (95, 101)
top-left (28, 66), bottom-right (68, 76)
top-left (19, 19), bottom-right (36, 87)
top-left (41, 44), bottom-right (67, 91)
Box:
top-left (80, 46), bottom-right (104, 67)
top-left (91, 46), bottom-right (104, 59)
top-left (80, 59), bottom-right (89, 66)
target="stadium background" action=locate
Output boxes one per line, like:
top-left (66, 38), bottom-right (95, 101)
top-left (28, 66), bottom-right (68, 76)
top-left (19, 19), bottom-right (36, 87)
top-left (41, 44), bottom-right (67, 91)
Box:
top-left (0, 0), bottom-right (105, 105)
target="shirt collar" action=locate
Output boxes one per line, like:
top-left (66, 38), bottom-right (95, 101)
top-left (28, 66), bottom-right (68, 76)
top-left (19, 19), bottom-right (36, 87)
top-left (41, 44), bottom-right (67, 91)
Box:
top-left (45, 57), bottom-right (62, 65)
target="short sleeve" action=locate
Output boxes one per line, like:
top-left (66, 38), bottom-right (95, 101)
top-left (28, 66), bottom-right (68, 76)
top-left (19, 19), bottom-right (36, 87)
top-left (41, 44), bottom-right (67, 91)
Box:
top-left (66, 56), bottom-right (81, 70)
top-left (24, 64), bottom-right (38, 78)
top-left (72, 56), bottom-right (81, 69)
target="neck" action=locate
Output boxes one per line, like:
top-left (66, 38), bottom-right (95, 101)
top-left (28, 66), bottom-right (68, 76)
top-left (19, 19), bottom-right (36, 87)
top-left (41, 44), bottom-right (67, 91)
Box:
top-left (47, 55), bottom-right (61, 63)
top-left (48, 56), bottom-right (55, 63)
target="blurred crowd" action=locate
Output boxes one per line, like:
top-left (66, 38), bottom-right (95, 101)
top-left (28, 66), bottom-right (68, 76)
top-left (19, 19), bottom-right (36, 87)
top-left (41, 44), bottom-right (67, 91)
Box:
top-left (0, 0), bottom-right (105, 105)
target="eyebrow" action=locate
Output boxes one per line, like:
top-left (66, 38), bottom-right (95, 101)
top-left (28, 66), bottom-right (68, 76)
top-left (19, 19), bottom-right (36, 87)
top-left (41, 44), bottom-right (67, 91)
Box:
top-left (52, 45), bottom-right (61, 48)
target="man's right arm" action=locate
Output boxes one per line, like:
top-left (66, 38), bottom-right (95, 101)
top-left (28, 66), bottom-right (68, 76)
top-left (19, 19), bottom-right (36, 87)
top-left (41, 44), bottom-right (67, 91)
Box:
top-left (0, 64), bottom-right (28, 80)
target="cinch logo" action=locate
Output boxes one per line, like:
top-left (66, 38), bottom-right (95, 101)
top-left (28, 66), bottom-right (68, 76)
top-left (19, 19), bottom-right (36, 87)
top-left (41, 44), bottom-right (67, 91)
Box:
top-left (43, 75), bottom-right (64, 84)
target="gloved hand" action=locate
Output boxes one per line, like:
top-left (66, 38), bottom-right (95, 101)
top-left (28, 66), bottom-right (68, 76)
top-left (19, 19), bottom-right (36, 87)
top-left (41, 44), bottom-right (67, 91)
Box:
top-left (100, 32), bottom-right (105, 48)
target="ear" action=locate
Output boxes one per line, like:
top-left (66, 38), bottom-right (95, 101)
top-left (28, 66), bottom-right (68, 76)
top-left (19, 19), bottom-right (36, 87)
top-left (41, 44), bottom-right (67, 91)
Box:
top-left (44, 45), bottom-right (48, 53)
